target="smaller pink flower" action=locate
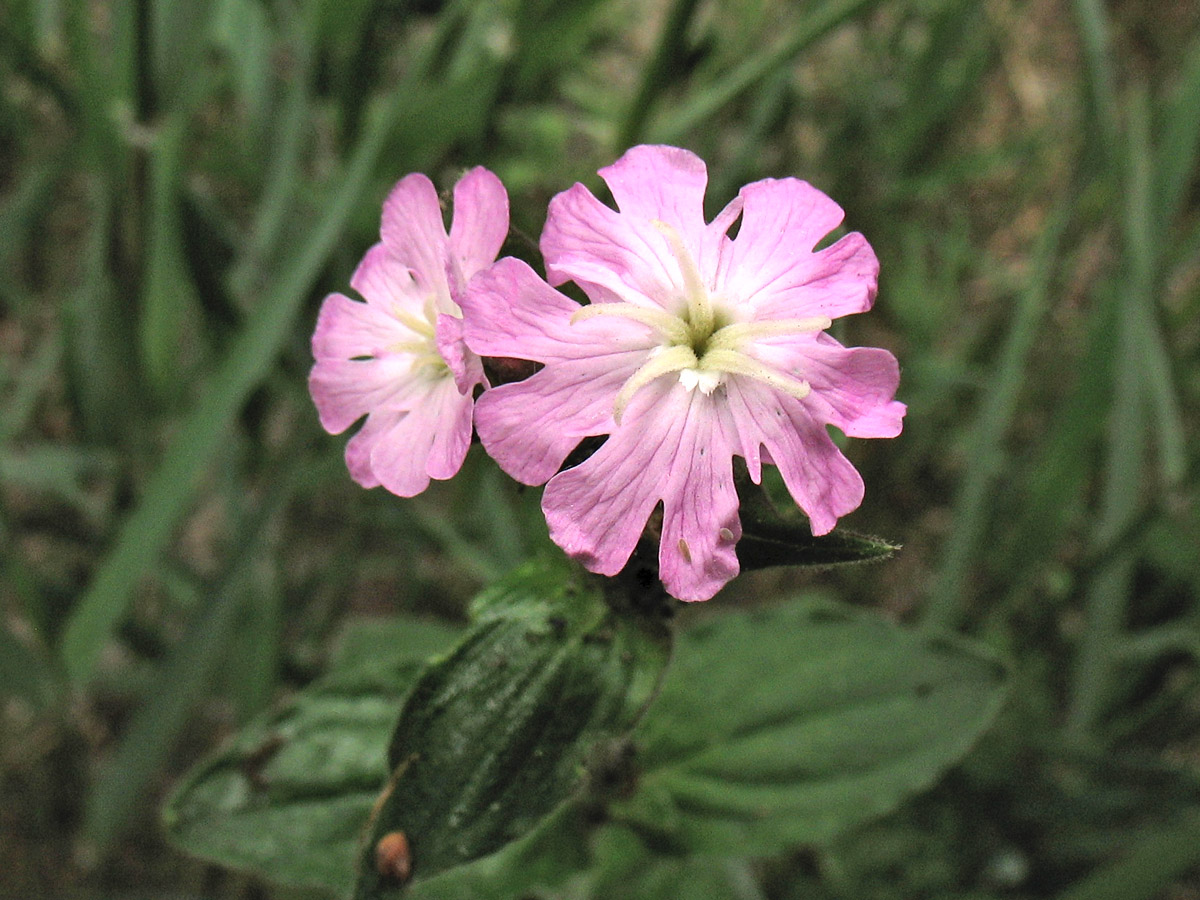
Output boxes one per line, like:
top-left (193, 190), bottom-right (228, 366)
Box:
top-left (461, 146), bottom-right (904, 601)
top-left (309, 167), bottom-right (508, 496)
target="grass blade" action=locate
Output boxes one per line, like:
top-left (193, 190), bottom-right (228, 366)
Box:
top-left (61, 177), bottom-right (144, 444)
top-left (1066, 87), bottom-right (1179, 736)
top-left (1071, 0), bottom-right (1120, 153)
top-left (616, 0), bottom-right (703, 149)
top-left (1154, 33), bottom-right (1200, 229)
top-left (652, 0), bottom-right (883, 142)
top-left (920, 198), bottom-right (1071, 632)
top-left (81, 470), bottom-right (295, 853)
top-left (1123, 87), bottom-right (1187, 488)
top-left (0, 326), bottom-right (63, 445)
top-left (140, 112), bottom-right (200, 398)
top-left (228, 6), bottom-right (316, 299)
top-left (60, 94), bottom-right (418, 687)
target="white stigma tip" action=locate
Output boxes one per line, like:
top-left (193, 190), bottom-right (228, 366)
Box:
top-left (679, 368), bottom-right (721, 394)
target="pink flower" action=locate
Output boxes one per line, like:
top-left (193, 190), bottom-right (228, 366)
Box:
top-left (309, 167), bottom-right (508, 496)
top-left (461, 145), bottom-right (904, 601)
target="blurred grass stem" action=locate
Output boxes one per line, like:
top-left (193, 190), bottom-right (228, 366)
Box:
top-left (60, 92), bottom-right (419, 687)
top-left (652, 0), bottom-right (882, 142)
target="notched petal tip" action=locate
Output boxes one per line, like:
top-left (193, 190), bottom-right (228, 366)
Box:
top-left (381, 173), bottom-right (444, 241)
top-left (349, 243), bottom-right (414, 307)
top-left (449, 167), bottom-right (510, 280)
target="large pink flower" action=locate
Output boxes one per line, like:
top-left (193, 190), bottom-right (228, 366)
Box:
top-left (461, 145), bottom-right (904, 601)
top-left (310, 167), bottom-right (508, 496)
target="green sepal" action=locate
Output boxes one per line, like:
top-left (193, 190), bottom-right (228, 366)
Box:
top-left (354, 557), bottom-right (672, 898)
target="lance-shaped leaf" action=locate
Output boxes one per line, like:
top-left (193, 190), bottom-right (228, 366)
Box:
top-left (162, 617), bottom-right (461, 894)
top-left (611, 596), bottom-right (1006, 854)
top-left (736, 474), bottom-right (898, 570)
top-left (737, 520), bottom-right (899, 570)
top-left (354, 558), bottom-right (673, 898)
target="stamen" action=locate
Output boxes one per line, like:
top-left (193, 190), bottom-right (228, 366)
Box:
top-left (392, 306), bottom-right (436, 339)
top-left (651, 220), bottom-right (713, 337)
top-left (613, 345), bottom-right (698, 423)
top-left (427, 291), bottom-right (458, 320)
top-left (705, 316), bottom-right (831, 352)
top-left (698, 348), bottom-right (812, 402)
top-left (388, 339), bottom-right (436, 356)
top-left (409, 351), bottom-right (450, 377)
top-left (571, 302), bottom-right (690, 344)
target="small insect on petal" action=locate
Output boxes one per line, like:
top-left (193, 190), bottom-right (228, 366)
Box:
top-left (719, 527), bottom-right (734, 542)
top-left (375, 831), bottom-right (413, 884)
top-left (678, 538), bottom-right (692, 564)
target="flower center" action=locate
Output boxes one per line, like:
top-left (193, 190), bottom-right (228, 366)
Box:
top-left (571, 220), bottom-right (830, 422)
top-left (388, 294), bottom-right (451, 379)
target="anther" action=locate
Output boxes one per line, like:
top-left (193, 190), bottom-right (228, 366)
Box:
top-left (571, 302), bottom-right (690, 345)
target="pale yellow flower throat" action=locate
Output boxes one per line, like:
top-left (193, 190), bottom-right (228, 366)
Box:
top-left (389, 294), bottom-right (451, 378)
top-left (572, 220), bottom-right (830, 423)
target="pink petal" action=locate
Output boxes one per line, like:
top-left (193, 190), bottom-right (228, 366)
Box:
top-left (358, 377), bottom-right (474, 497)
top-left (722, 178), bottom-right (878, 320)
top-left (423, 380), bottom-right (476, 480)
top-left (349, 243), bottom-right (420, 311)
top-left (460, 258), bottom-right (654, 364)
top-left (541, 382), bottom-right (741, 601)
top-left (308, 356), bottom-right (429, 434)
top-left (738, 332), bottom-right (905, 439)
top-left (380, 173), bottom-right (451, 304)
top-left (541, 182), bottom-right (685, 310)
top-left (598, 145), bottom-right (710, 252)
top-left (704, 195), bottom-right (744, 284)
top-left (655, 394), bottom-right (742, 602)
top-left (435, 313), bottom-right (487, 395)
top-left (473, 351), bottom-right (643, 485)
top-left (753, 233), bottom-right (880, 322)
top-left (344, 412), bottom-right (391, 489)
top-left (799, 335), bottom-right (906, 438)
top-left (448, 167), bottom-right (509, 282)
top-left (311, 291), bottom-right (402, 361)
top-left (725, 379), bottom-right (865, 535)
top-left (541, 380), bottom-right (684, 579)
top-left (596, 145), bottom-right (742, 279)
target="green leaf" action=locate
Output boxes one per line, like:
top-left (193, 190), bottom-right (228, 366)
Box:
top-left (554, 825), bottom-right (779, 900)
top-left (612, 596), bottom-right (1007, 855)
top-left (163, 617), bottom-right (461, 894)
top-left (736, 479), bottom-right (898, 570)
top-left (354, 558), bottom-right (673, 897)
top-left (404, 801), bottom-right (592, 900)
top-left (737, 520), bottom-right (899, 570)
top-left (1054, 807), bottom-right (1200, 900)
top-left (332, 617), bottom-right (465, 672)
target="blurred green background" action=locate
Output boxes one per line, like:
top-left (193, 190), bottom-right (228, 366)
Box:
top-left (1, 0), bottom-right (1198, 897)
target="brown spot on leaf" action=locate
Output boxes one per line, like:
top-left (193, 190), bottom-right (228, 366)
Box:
top-left (375, 831), bottom-right (412, 884)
